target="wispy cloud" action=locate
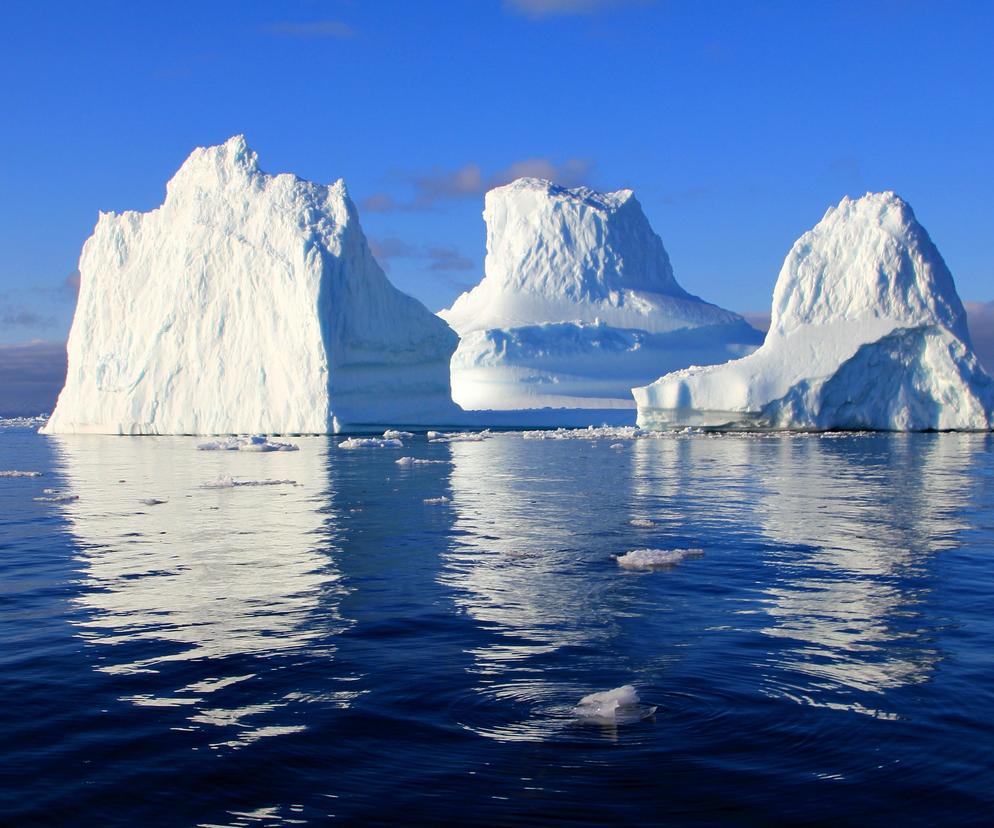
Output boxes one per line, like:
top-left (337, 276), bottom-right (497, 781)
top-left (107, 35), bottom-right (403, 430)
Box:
top-left (503, 0), bottom-right (650, 19)
top-left (368, 237), bottom-right (418, 266)
top-left (63, 270), bottom-right (81, 297)
top-left (1, 308), bottom-right (56, 329)
top-left (368, 237), bottom-right (475, 276)
top-left (363, 156), bottom-right (594, 213)
top-left (966, 300), bottom-right (994, 374)
top-left (264, 20), bottom-right (356, 38)
top-left (425, 247), bottom-right (475, 272)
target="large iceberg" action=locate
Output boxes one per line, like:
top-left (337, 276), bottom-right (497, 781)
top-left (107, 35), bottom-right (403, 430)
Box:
top-left (634, 192), bottom-right (994, 431)
top-left (438, 178), bottom-right (762, 411)
top-left (42, 136), bottom-right (460, 435)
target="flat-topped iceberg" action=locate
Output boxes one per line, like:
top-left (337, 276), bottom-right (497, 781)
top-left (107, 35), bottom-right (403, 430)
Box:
top-left (438, 178), bottom-right (762, 411)
top-left (42, 136), bottom-right (460, 435)
top-left (634, 192), bottom-right (994, 431)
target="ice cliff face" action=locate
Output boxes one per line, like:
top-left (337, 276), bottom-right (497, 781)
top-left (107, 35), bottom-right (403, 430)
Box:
top-left (439, 178), bottom-right (762, 410)
top-left (42, 136), bottom-right (460, 435)
top-left (634, 192), bottom-right (994, 431)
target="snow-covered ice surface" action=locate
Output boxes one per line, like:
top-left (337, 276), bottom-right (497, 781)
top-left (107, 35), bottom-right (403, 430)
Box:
top-left (198, 436), bottom-right (299, 452)
top-left (616, 548), bottom-right (705, 571)
top-left (635, 192), bottom-right (994, 431)
top-left (439, 178), bottom-right (762, 411)
top-left (572, 685), bottom-right (655, 724)
top-left (42, 136), bottom-right (460, 436)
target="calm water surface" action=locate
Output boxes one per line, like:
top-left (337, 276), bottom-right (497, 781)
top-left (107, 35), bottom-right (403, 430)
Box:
top-left (1, 426), bottom-right (993, 826)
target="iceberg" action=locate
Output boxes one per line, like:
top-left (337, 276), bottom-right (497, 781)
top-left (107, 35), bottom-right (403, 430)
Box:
top-left (634, 192), bottom-right (994, 431)
top-left (41, 136), bottom-right (460, 436)
top-left (438, 178), bottom-right (763, 411)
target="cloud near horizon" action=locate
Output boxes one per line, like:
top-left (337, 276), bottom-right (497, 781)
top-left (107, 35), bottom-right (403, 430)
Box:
top-left (264, 20), bottom-right (356, 38)
top-left (503, 0), bottom-right (650, 19)
top-left (362, 156), bottom-right (594, 213)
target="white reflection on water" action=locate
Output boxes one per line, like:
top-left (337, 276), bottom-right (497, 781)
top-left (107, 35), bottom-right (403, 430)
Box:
top-left (752, 434), bottom-right (981, 709)
top-left (50, 436), bottom-right (352, 745)
top-left (439, 437), bottom-right (631, 742)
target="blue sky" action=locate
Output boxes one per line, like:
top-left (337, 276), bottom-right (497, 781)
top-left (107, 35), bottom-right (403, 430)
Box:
top-left (1, 0), bottom-right (992, 345)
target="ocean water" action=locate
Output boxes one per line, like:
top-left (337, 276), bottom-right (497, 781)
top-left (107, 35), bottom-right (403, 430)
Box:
top-left (2, 424), bottom-right (993, 826)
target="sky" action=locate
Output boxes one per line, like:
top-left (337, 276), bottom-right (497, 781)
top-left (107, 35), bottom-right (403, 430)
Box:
top-left (1, 0), bottom-right (992, 349)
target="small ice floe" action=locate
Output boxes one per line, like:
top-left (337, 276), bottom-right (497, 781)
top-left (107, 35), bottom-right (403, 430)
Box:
top-left (609, 443), bottom-right (625, 449)
top-left (0, 470), bottom-right (42, 477)
top-left (616, 548), bottom-right (704, 570)
top-left (140, 498), bottom-right (168, 506)
top-left (521, 426), bottom-right (648, 441)
top-left (338, 437), bottom-right (404, 449)
top-left (395, 457), bottom-right (447, 467)
top-left (629, 518), bottom-right (655, 528)
top-left (572, 685), bottom-right (655, 724)
top-left (197, 436), bottom-right (298, 452)
top-left (427, 430), bottom-right (489, 443)
top-left (383, 430), bottom-right (415, 440)
top-left (0, 415), bottom-right (48, 429)
top-left (202, 474), bottom-right (296, 489)
top-left (34, 491), bottom-right (78, 503)
top-left (423, 496), bottom-right (452, 505)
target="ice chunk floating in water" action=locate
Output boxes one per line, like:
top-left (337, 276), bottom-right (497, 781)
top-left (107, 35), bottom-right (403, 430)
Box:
top-left (572, 685), bottom-right (655, 724)
top-left (338, 437), bottom-right (404, 449)
top-left (197, 436), bottom-right (299, 452)
top-left (616, 548), bottom-right (704, 570)
top-left (634, 192), bottom-right (994, 431)
top-left (0, 470), bottom-right (43, 478)
top-left (41, 135), bottom-right (459, 436)
top-left (202, 474), bottom-right (296, 489)
top-left (395, 457), bottom-right (447, 467)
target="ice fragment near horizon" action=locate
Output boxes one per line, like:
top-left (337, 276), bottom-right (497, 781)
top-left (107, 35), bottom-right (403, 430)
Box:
top-left (338, 437), bottom-right (403, 449)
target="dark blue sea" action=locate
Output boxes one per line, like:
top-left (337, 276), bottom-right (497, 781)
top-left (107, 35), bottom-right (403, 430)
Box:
top-left (2, 424), bottom-right (993, 826)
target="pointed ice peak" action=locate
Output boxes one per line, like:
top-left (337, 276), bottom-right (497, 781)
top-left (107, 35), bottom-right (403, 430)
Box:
top-left (490, 176), bottom-right (636, 212)
top-left (164, 135), bottom-right (264, 199)
top-left (185, 134), bottom-right (259, 174)
top-left (770, 190), bottom-right (969, 342)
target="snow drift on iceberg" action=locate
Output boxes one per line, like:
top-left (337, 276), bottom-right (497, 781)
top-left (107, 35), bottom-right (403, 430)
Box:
top-left (42, 136), bottom-right (460, 435)
top-left (633, 192), bottom-right (994, 431)
top-left (438, 178), bottom-right (762, 410)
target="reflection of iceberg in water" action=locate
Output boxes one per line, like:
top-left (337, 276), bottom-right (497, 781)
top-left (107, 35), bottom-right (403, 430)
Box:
top-left (51, 436), bottom-right (352, 747)
top-left (753, 434), bottom-right (980, 712)
top-left (441, 438), bottom-right (613, 668)
top-left (439, 438), bottom-right (630, 741)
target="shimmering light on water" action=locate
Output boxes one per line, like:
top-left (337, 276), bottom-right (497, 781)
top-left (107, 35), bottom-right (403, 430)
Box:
top-left (2, 426), bottom-right (993, 825)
